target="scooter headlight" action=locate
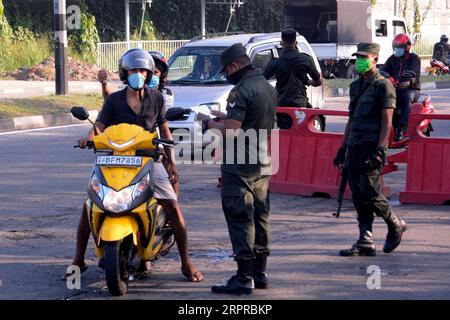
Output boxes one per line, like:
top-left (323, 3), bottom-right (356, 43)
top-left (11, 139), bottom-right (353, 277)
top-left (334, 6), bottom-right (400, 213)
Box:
top-left (101, 174), bottom-right (150, 214)
top-left (133, 173), bottom-right (150, 199)
top-left (102, 185), bottom-right (134, 213)
top-left (90, 173), bottom-right (104, 200)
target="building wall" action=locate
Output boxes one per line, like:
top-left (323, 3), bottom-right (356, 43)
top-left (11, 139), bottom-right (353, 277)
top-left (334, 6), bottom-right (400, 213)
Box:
top-left (373, 0), bottom-right (449, 36)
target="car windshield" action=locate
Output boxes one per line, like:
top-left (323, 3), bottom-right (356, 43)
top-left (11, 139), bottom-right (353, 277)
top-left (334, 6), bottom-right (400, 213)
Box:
top-left (168, 47), bottom-right (228, 84)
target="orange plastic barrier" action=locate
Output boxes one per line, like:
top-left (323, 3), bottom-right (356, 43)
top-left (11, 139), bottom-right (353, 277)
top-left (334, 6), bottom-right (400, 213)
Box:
top-left (399, 112), bottom-right (450, 204)
top-left (270, 107), bottom-right (390, 198)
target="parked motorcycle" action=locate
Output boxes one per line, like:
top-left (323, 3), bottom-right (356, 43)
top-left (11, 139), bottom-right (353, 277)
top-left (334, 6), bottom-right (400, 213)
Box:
top-left (426, 59), bottom-right (449, 76)
top-left (71, 106), bottom-right (184, 296)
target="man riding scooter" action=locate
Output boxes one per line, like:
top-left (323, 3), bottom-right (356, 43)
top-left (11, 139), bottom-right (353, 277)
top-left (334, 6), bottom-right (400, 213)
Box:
top-left (382, 33), bottom-right (421, 141)
top-left (64, 49), bottom-right (203, 283)
top-left (432, 34), bottom-right (450, 66)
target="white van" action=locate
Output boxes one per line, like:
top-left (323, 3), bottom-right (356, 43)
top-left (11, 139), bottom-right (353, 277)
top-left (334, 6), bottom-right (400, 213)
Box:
top-left (166, 32), bottom-right (324, 152)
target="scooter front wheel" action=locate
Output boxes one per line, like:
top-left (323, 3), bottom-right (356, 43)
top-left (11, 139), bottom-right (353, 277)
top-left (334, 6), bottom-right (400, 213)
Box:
top-left (104, 241), bottom-right (127, 296)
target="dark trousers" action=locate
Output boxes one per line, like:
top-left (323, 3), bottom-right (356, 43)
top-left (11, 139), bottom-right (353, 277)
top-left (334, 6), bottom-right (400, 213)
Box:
top-left (346, 143), bottom-right (392, 225)
top-left (396, 89), bottom-right (418, 129)
top-left (221, 171), bottom-right (270, 261)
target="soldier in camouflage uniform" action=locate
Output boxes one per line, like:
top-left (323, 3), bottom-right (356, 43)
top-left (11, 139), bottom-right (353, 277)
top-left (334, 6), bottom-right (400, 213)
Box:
top-left (334, 43), bottom-right (407, 257)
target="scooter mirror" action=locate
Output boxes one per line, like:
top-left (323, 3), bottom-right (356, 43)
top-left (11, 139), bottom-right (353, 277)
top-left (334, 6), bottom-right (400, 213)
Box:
top-left (164, 107), bottom-right (186, 121)
top-left (71, 106), bottom-right (90, 121)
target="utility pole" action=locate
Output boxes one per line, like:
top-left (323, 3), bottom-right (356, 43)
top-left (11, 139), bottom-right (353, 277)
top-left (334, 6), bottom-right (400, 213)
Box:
top-left (125, 0), bottom-right (152, 48)
top-left (201, 1), bottom-right (244, 37)
top-left (125, 0), bottom-right (130, 48)
top-left (201, 0), bottom-right (206, 38)
top-left (54, 0), bottom-right (68, 95)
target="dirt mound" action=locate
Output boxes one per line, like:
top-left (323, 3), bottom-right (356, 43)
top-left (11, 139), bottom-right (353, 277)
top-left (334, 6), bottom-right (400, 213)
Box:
top-left (6, 57), bottom-right (119, 81)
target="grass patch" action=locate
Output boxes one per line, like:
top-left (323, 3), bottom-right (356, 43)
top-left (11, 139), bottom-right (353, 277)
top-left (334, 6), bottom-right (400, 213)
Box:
top-left (0, 37), bottom-right (52, 73)
top-left (324, 78), bottom-right (354, 89)
top-left (325, 74), bottom-right (450, 89)
top-left (422, 74), bottom-right (450, 82)
top-left (0, 93), bottom-right (103, 119)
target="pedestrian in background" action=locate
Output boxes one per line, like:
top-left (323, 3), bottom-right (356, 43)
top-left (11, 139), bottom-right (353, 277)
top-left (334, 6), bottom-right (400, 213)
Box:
top-left (264, 28), bottom-right (322, 108)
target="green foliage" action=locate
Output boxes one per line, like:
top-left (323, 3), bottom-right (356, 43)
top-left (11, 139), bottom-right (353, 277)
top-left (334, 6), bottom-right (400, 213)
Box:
top-left (69, 3), bottom-right (100, 63)
top-left (147, 0), bottom-right (283, 39)
top-left (11, 25), bottom-right (35, 42)
top-left (400, 0), bottom-right (433, 34)
top-left (0, 0), bottom-right (12, 40)
top-left (0, 93), bottom-right (103, 119)
top-left (0, 37), bottom-right (51, 72)
top-left (412, 0), bottom-right (433, 33)
top-left (131, 13), bottom-right (157, 41)
top-left (3, 0), bottom-right (53, 36)
top-left (3, 0), bottom-right (284, 41)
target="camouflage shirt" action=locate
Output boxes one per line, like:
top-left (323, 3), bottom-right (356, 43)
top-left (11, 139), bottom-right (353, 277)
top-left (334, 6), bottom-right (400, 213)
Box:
top-left (347, 70), bottom-right (396, 146)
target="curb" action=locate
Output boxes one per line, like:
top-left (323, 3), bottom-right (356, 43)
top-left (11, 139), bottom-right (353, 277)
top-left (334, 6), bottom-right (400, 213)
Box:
top-left (0, 83), bottom-right (100, 95)
top-left (0, 110), bottom-right (99, 133)
top-left (324, 80), bottom-right (450, 98)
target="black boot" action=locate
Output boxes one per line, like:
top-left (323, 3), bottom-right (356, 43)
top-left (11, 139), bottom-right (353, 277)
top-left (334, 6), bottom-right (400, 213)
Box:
top-left (253, 254), bottom-right (268, 289)
top-left (211, 259), bottom-right (254, 295)
top-left (383, 212), bottom-right (407, 253)
top-left (339, 223), bottom-right (376, 256)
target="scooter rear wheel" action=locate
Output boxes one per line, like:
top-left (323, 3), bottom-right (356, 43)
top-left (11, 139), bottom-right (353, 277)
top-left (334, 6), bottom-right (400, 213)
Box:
top-left (104, 241), bottom-right (127, 296)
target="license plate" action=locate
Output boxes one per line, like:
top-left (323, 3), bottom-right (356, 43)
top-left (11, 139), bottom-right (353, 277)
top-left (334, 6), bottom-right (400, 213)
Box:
top-left (96, 156), bottom-right (143, 167)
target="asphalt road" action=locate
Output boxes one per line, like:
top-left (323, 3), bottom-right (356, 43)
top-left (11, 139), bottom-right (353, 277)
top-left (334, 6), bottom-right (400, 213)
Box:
top-left (0, 90), bottom-right (449, 300)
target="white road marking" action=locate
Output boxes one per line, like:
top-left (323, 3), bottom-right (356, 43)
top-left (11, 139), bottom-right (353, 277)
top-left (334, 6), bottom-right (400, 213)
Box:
top-left (0, 123), bottom-right (87, 136)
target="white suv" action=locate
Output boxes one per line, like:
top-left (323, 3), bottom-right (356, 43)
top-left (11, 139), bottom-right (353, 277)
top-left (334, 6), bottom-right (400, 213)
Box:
top-left (166, 32), bottom-right (324, 153)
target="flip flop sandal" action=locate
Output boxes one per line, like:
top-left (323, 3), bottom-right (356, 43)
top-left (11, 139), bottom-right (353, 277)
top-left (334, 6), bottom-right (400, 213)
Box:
top-left (182, 269), bottom-right (204, 282)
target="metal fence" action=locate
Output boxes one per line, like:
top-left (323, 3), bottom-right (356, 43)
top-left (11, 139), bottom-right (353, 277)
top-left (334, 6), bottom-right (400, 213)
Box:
top-left (97, 40), bottom-right (189, 71)
top-left (413, 35), bottom-right (435, 57)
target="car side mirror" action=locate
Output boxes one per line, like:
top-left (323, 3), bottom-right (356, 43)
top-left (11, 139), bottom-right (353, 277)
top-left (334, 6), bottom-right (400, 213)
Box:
top-left (71, 106), bottom-right (90, 121)
top-left (164, 107), bottom-right (186, 121)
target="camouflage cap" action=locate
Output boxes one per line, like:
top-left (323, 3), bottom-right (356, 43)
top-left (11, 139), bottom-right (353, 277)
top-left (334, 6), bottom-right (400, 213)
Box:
top-left (352, 42), bottom-right (380, 56)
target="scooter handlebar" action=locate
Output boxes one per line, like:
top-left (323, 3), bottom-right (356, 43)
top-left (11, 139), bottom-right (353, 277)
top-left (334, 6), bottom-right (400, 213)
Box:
top-left (153, 138), bottom-right (175, 147)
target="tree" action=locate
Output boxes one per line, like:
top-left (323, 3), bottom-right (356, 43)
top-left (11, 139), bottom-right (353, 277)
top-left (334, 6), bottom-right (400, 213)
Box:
top-left (400, 0), bottom-right (433, 34)
top-left (412, 0), bottom-right (433, 33)
top-left (69, 1), bottom-right (100, 62)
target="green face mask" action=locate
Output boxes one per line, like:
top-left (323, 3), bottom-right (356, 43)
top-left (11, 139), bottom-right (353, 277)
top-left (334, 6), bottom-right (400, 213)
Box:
top-left (355, 57), bottom-right (373, 74)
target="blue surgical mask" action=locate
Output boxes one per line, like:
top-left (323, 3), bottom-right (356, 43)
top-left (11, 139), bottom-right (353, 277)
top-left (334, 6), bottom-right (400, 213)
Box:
top-left (127, 73), bottom-right (146, 90)
top-left (394, 48), bottom-right (405, 58)
top-left (148, 75), bottom-right (160, 89)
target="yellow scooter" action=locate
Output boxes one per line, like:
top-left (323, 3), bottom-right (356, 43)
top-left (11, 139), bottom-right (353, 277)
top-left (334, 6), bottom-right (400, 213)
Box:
top-left (71, 106), bottom-right (184, 296)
